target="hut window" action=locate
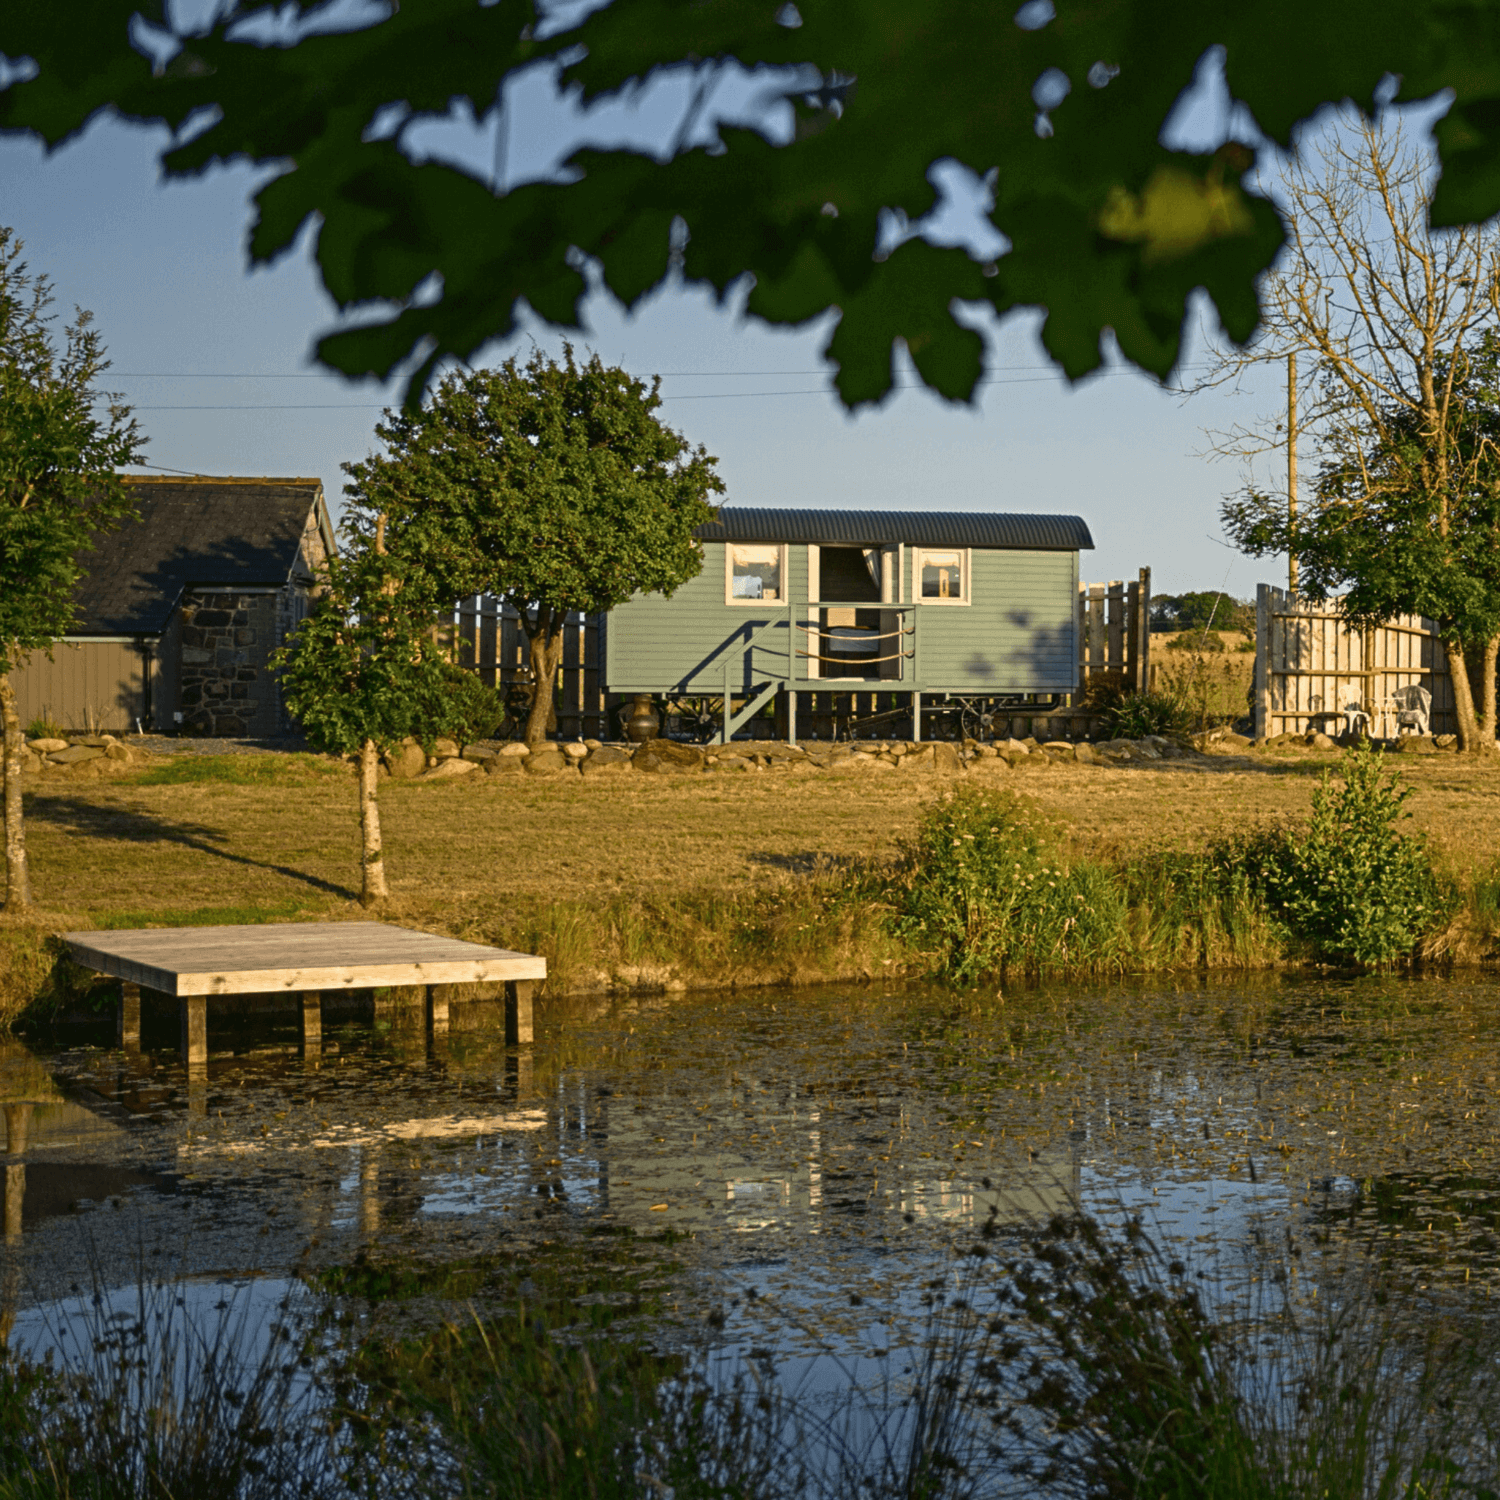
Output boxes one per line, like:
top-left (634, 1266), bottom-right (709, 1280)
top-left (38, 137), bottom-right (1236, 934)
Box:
top-left (727, 544), bottom-right (786, 604)
top-left (916, 548), bottom-right (969, 604)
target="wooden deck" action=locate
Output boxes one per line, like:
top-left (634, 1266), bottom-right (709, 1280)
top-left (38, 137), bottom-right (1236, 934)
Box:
top-left (60, 923), bottom-right (546, 1064)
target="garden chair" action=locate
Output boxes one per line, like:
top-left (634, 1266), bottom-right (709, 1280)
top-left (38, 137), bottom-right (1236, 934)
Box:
top-left (1392, 683), bottom-right (1431, 737)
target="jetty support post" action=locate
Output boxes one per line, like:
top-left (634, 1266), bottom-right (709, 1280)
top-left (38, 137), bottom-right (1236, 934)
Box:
top-left (505, 979), bottom-right (536, 1046)
top-left (426, 984), bottom-right (450, 1037)
top-left (179, 995), bottom-right (207, 1067)
top-left (118, 982), bottom-right (141, 1052)
top-left (3, 1104), bottom-right (32, 1156)
top-left (301, 991), bottom-right (322, 1058)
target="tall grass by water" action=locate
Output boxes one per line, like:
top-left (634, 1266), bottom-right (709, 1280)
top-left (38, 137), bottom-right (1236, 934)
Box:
top-left (3, 1215), bottom-right (1499, 1499)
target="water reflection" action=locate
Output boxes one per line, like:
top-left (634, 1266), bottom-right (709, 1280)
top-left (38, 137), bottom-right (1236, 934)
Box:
top-left (0, 975), bottom-right (1495, 1333)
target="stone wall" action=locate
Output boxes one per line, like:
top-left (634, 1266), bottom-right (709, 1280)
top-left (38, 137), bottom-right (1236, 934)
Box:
top-left (177, 590), bottom-right (282, 737)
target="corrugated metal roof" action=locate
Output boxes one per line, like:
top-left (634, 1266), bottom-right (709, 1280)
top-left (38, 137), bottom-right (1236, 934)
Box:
top-left (694, 508), bottom-right (1093, 551)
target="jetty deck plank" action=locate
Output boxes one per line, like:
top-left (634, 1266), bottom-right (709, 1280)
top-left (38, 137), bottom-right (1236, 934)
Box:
top-left (60, 922), bottom-right (546, 998)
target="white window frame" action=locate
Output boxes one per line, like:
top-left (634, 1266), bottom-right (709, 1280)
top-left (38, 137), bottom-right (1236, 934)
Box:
top-left (725, 542), bottom-right (790, 606)
top-left (914, 546), bottom-right (971, 605)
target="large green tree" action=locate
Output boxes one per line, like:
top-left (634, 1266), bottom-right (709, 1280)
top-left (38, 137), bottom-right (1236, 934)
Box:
top-left (272, 527), bottom-right (460, 905)
top-left (14, 2), bottom-right (1500, 409)
top-left (0, 228), bottom-right (142, 911)
top-left (1225, 334), bottom-right (1500, 751)
top-left (345, 347), bottom-right (722, 746)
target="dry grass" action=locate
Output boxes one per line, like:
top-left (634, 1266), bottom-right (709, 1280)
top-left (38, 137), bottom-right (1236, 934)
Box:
top-left (6, 742), bottom-right (1500, 1014)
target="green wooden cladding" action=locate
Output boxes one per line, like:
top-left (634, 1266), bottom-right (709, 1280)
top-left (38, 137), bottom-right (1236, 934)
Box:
top-left (607, 541), bottom-right (1078, 695)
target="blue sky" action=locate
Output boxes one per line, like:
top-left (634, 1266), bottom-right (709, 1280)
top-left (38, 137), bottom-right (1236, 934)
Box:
top-left (0, 36), bottom-right (1360, 601)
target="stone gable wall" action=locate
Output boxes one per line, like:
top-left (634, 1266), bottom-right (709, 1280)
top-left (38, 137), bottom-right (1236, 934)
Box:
top-left (177, 590), bottom-right (281, 737)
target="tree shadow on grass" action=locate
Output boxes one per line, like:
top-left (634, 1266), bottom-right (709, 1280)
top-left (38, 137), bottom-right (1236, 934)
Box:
top-left (25, 793), bottom-right (357, 902)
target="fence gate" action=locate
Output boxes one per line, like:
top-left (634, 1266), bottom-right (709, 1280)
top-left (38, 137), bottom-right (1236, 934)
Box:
top-left (1254, 584), bottom-right (1456, 739)
top-left (450, 596), bottom-right (611, 740)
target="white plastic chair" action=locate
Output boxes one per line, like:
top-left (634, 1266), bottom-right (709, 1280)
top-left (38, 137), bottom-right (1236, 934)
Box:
top-left (1392, 684), bottom-right (1431, 737)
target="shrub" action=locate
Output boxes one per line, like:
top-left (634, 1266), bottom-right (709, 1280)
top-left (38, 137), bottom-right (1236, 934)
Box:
top-left (1235, 745), bottom-right (1441, 966)
top-left (1096, 688), bottom-right (1186, 739)
top-left (24, 714), bottom-right (63, 741)
top-left (441, 666), bottom-right (508, 750)
top-left (1165, 629), bottom-right (1226, 653)
top-left (893, 788), bottom-right (1125, 982)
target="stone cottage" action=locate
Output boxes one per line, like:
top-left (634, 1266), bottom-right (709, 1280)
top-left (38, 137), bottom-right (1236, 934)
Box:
top-left (9, 475), bottom-right (335, 737)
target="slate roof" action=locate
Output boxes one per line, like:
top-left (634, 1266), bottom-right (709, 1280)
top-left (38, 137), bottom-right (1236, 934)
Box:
top-left (72, 477), bottom-right (329, 635)
top-left (695, 507), bottom-right (1094, 551)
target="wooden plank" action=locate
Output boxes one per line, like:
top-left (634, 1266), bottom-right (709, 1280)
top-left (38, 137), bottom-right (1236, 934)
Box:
top-left (61, 923), bottom-right (547, 997)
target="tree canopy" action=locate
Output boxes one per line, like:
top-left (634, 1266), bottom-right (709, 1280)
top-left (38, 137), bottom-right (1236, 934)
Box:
top-left (0, 226), bottom-right (142, 910)
top-left (10, 2), bottom-right (1500, 410)
top-left (345, 346), bottom-right (722, 744)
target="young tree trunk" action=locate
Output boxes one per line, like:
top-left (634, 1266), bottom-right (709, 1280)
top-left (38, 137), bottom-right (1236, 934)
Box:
top-left (358, 738), bottom-right (388, 906)
top-left (522, 609), bottom-right (567, 747)
top-left (1479, 634), bottom-right (1500, 747)
top-left (0, 668), bottom-right (30, 911)
top-left (1444, 637), bottom-right (1484, 751)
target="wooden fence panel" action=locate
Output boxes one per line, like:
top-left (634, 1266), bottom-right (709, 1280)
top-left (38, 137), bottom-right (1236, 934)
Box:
top-left (1077, 568), bottom-right (1151, 695)
top-left (1255, 585), bottom-right (1457, 739)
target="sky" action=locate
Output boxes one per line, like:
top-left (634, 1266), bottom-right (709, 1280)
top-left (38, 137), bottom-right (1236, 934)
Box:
top-left (0, 29), bottom-right (1424, 601)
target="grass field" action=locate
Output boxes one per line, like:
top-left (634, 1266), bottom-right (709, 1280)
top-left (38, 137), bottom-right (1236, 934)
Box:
top-left (4, 742), bottom-right (1500, 1014)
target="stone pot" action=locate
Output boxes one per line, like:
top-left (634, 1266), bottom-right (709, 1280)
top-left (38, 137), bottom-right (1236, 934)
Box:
top-left (622, 695), bottom-right (660, 743)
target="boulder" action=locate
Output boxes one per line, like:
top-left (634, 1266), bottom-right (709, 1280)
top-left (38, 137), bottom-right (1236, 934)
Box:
top-left (104, 742), bottom-right (133, 763)
top-left (433, 738), bottom-right (460, 758)
top-left (48, 744), bottom-right (104, 765)
top-left (1010, 751), bottom-right (1052, 771)
top-left (383, 739), bottom-right (427, 779)
top-left (633, 740), bottom-right (705, 773)
top-left (1222, 732), bottom-right (1253, 750)
top-left (561, 742), bottom-right (589, 761)
top-left (422, 756), bottom-right (479, 779)
top-left (29, 738), bottom-right (68, 754)
top-left (1000, 738), bottom-right (1030, 756)
top-left (973, 743), bottom-right (999, 758)
top-left (581, 745), bottom-right (633, 776)
top-left (1397, 735), bottom-right (1436, 754)
top-left (930, 740), bottom-right (963, 773)
top-left (1433, 734), bottom-right (1458, 750)
top-left (1072, 742), bottom-right (1098, 766)
top-left (760, 742), bottom-right (806, 761)
top-left (498, 741), bottom-right (531, 757)
top-left (484, 754), bottom-right (526, 775)
top-left (525, 748), bottom-right (572, 775)
top-left (1041, 741), bottom-right (1076, 762)
top-left (20, 748), bottom-right (41, 774)
top-left (1310, 731), bottom-right (1337, 750)
top-left (713, 754), bottom-right (754, 772)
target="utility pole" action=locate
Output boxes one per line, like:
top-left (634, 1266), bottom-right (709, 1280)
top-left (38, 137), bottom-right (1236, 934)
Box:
top-left (1287, 352), bottom-right (1299, 594)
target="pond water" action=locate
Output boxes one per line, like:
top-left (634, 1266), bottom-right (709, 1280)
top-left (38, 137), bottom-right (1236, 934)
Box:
top-left (2, 973), bottom-right (1497, 1363)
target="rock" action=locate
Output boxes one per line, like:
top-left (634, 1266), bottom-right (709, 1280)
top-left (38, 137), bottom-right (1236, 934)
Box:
top-left (584, 738), bottom-right (603, 750)
top-left (20, 748), bottom-right (41, 774)
top-left (973, 743), bottom-right (999, 758)
top-left (422, 756), bottom-right (480, 779)
top-left (1434, 734), bottom-right (1458, 750)
top-left (1134, 741), bottom-right (1162, 760)
top-left (1001, 738), bottom-right (1030, 756)
top-left (1072, 742), bottom-right (1098, 765)
top-left (498, 742), bottom-right (531, 758)
top-left (1010, 750), bottom-right (1052, 771)
top-left (929, 741), bottom-right (963, 773)
top-left (525, 748), bottom-right (572, 775)
top-left (434, 738), bottom-right (460, 758)
top-left (48, 744), bottom-right (104, 765)
top-left (29, 738), bottom-right (68, 754)
top-left (484, 754), bottom-right (525, 775)
top-left (1041, 741), bottom-right (1076, 762)
top-left (761, 742), bottom-right (806, 761)
top-left (1310, 731), bottom-right (1337, 750)
top-left (581, 745), bottom-right (633, 776)
top-left (633, 740), bottom-right (705, 773)
top-left (714, 754), bottom-right (754, 772)
top-left (1397, 735), bottom-right (1436, 754)
top-left (104, 742), bottom-right (133, 762)
top-left (561, 742), bottom-right (588, 761)
top-left (383, 740), bottom-right (427, 779)
top-left (461, 745), bottom-right (494, 762)
top-left (1222, 732), bottom-right (1253, 749)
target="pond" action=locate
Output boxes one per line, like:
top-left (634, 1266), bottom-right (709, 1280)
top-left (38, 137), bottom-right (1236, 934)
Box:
top-left (2, 971), bottom-right (1497, 1347)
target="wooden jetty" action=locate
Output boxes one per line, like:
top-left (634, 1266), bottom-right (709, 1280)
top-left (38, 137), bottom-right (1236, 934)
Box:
top-left (60, 923), bottom-right (546, 1064)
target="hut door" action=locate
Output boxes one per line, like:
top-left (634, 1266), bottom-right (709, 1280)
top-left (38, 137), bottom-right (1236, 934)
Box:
top-left (817, 546), bottom-right (883, 681)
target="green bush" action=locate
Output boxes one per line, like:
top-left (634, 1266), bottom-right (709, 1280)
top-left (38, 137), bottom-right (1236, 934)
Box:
top-left (24, 714), bottom-right (63, 741)
top-left (1165, 629), bottom-right (1226, 653)
top-left (893, 788), bottom-right (1126, 982)
top-left (442, 666), bottom-right (508, 749)
top-left (1235, 745), bottom-right (1442, 966)
top-left (1098, 688), bottom-right (1187, 739)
